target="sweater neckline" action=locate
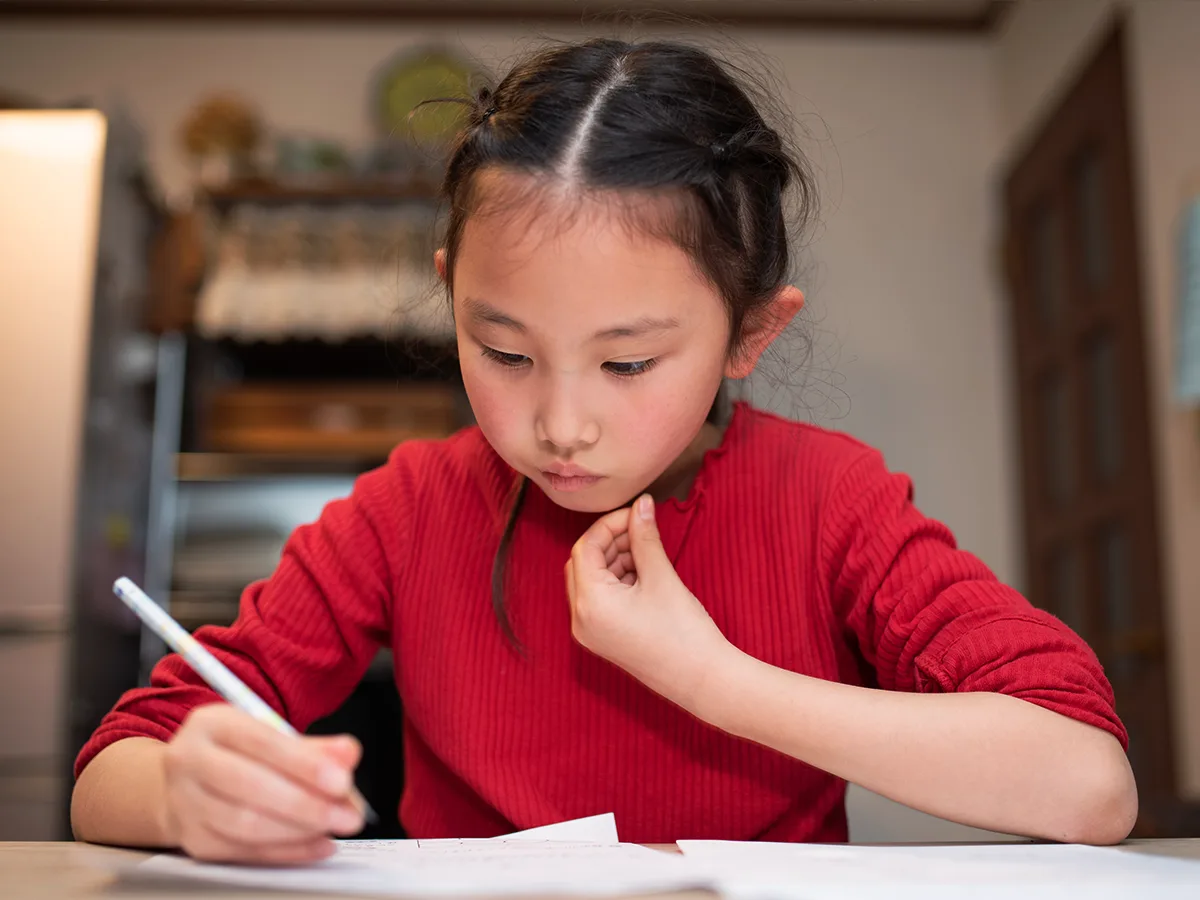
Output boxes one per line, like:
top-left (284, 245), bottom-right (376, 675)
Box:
top-left (659, 400), bottom-right (746, 515)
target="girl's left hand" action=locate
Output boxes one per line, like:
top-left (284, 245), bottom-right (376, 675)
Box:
top-left (565, 494), bottom-right (733, 711)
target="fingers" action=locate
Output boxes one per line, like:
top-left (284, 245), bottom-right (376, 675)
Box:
top-left (180, 776), bottom-right (333, 847)
top-left (630, 495), bottom-right (659, 545)
top-left (603, 532), bottom-right (631, 567)
top-left (609, 551), bottom-right (635, 582)
top-left (565, 502), bottom-right (647, 614)
top-left (186, 820), bottom-right (335, 864)
top-left (575, 505), bottom-right (635, 573)
top-left (626, 495), bottom-right (667, 579)
top-left (209, 712), bottom-right (355, 804)
top-left (310, 734), bottom-right (363, 770)
top-left (168, 707), bottom-right (368, 865)
top-left (581, 507), bottom-right (633, 553)
top-left (569, 503), bottom-right (646, 590)
top-left (190, 743), bottom-right (361, 837)
top-left (572, 528), bottom-right (613, 577)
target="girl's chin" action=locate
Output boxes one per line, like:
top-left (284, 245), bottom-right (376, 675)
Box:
top-left (533, 476), bottom-right (642, 514)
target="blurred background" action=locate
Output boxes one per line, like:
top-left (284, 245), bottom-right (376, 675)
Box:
top-left (1, 0), bottom-right (1198, 845)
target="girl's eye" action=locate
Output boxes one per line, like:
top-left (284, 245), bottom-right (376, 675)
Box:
top-left (481, 346), bottom-right (530, 368)
top-left (603, 358), bottom-right (658, 378)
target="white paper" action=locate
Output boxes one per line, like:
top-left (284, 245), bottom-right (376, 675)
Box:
top-left (678, 839), bottom-right (1200, 900)
top-left (501, 813), bottom-right (619, 844)
top-left (122, 815), bottom-right (692, 898)
top-left (132, 839), bottom-right (702, 897)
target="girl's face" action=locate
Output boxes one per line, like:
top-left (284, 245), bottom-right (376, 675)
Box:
top-left (445, 174), bottom-right (733, 513)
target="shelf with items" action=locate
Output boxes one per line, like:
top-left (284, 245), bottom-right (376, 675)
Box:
top-left (176, 451), bottom-right (386, 482)
top-left (150, 341), bottom-right (467, 644)
top-left (204, 379), bottom-right (460, 456)
top-left (141, 182), bottom-right (466, 630)
top-left (168, 589), bottom-right (242, 632)
top-left (147, 170), bottom-right (452, 343)
top-left (133, 158), bottom-right (462, 843)
top-left (202, 175), bottom-right (441, 208)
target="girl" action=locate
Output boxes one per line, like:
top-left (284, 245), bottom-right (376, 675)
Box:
top-left (71, 38), bottom-right (1137, 863)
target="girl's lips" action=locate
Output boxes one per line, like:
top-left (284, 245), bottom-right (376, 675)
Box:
top-left (542, 471), bottom-right (605, 492)
top-left (543, 462), bottom-right (599, 478)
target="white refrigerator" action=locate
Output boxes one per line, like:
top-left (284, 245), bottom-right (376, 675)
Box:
top-left (0, 110), bottom-right (107, 839)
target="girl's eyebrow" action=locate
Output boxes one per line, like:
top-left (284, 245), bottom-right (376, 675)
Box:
top-left (592, 316), bottom-right (680, 340)
top-left (462, 296), bottom-right (525, 332)
top-left (463, 297), bottom-right (679, 341)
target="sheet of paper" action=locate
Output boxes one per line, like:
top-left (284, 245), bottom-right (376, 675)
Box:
top-left (124, 816), bottom-right (698, 899)
top-left (289, 813), bottom-right (619, 869)
top-left (501, 813), bottom-right (619, 843)
top-left (678, 840), bottom-right (1200, 900)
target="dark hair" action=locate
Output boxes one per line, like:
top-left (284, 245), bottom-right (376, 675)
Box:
top-left (437, 38), bottom-right (817, 647)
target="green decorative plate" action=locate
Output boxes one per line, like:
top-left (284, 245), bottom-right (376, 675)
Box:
top-left (374, 48), bottom-right (477, 146)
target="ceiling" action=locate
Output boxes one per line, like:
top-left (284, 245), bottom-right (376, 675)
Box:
top-left (0, 1), bottom-right (1014, 32)
top-left (695, 0), bottom-right (1000, 19)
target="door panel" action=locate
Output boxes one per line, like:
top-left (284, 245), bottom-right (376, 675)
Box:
top-left (1003, 20), bottom-right (1175, 821)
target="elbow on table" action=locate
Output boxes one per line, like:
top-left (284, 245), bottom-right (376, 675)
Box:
top-left (70, 769), bottom-right (99, 843)
top-left (1055, 742), bottom-right (1139, 845)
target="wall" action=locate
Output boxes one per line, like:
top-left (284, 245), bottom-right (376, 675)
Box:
top-left (997, 0), bottom-right (1200, 798)
top-left (0, 21), bottom-right (1015, 840)
top-left (0, 17), bottom-right (1018, 594)
top-left (996, 0), bottom-right (1119, 154)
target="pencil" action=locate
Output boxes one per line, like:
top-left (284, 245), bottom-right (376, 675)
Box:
top-left (112, 576), bottom-right (379, 826)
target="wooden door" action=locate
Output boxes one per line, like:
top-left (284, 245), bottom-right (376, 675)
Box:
top-left (1003, 20), bottom-right (1176, 820)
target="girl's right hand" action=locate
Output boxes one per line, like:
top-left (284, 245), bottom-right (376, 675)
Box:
top-left (161, 703), bottom-right (365, 863)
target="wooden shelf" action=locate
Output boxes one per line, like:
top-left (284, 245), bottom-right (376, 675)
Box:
top-left (0, 611), bottom-right (69, 639)
top-left (169, 589), bottom-right (242, 630)
top-left (202, 177), bottom-right (440, 207)
top-left (176, 452), bottom-right (385, 481)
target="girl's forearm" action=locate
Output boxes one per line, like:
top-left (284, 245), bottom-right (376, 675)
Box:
top-left (72, 738), bottom-right (176, 848)
top-left (689, 646), bottom-right (1137, 844)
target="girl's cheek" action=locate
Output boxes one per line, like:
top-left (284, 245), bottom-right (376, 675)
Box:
top-left (462, 362), bottom-right (521, 441)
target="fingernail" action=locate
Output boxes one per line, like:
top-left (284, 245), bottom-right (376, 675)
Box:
top-left (319, 764), bottom-right (351, 795)
top-left (330, 805), bottom-right (362, 834)
top-left (638, 494), bottom-right (654, 520)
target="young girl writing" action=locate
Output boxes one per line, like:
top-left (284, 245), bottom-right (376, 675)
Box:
top-left (71, 38), bottom-right (1136, 863)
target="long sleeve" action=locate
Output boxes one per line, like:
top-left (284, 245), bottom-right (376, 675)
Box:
top-left (74, 451), bottom-right (413, 778)
top-left (819, 447), bottom-right (1127, 748)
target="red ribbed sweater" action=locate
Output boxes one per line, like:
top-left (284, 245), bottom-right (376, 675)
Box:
top-left (77, 403), bottom-right (1126, 842)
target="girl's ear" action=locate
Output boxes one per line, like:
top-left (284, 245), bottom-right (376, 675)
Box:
top-left (724, 286), bottom-right (805, 380)
top-left (434, 248), bottom-right (448, 282)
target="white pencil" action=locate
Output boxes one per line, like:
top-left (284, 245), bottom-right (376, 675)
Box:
top-left (112, 576), bottom-right (378, 825)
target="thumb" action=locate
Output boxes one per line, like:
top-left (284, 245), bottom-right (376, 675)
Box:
top-left (628, 494), bottom-right (670, 582)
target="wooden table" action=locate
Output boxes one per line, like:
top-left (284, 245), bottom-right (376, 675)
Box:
top-left (1, 840), bottom-right (1198, 899)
